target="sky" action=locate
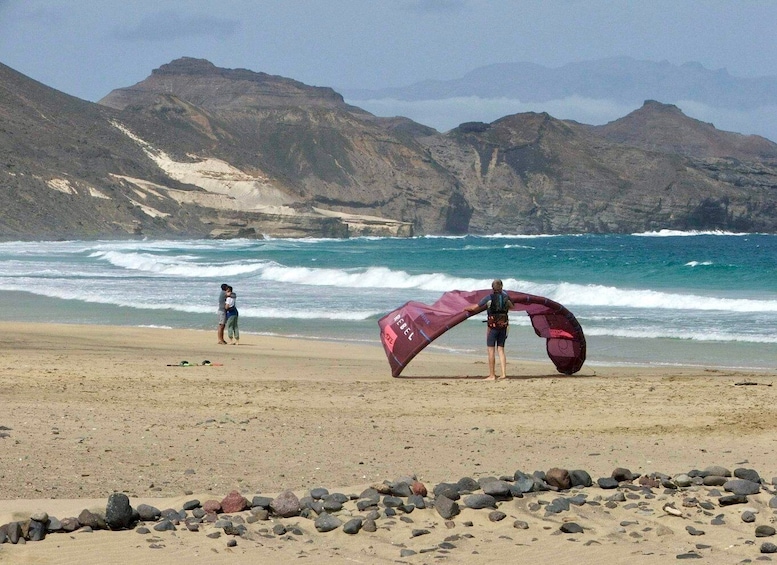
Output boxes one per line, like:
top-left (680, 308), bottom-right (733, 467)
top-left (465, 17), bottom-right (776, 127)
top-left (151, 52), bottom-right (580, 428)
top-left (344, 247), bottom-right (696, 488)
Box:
top-left (2, 0), bottom-right (777, 137)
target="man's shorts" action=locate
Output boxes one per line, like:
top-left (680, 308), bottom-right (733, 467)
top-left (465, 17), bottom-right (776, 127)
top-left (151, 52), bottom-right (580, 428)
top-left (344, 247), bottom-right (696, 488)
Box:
top-left (218, 311), bottom-right (227, 325)
top-left (487, 327), bottom-right (508, 347)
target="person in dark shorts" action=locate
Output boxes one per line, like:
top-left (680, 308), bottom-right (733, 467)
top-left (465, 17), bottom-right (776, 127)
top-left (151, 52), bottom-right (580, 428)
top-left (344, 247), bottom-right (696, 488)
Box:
top-left (464, 279), bottom-right (514, 380)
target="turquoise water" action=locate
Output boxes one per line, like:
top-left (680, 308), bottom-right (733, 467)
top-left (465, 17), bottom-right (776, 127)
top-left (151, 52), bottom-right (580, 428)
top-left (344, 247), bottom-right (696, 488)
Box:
top-left (0, 232), bottom-right (774, 370)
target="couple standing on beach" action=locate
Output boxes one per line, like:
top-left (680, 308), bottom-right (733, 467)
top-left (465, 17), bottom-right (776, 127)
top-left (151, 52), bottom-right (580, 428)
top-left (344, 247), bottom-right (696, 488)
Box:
top-left (217, 283), bottom-right (239, 345)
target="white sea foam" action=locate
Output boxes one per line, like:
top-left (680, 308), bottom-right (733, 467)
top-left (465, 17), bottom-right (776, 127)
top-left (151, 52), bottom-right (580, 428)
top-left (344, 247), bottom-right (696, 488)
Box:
top-left (633, 229), bottom-right (751, 237)
top-left (582, 325), bottom-right (777, 343)
top-left (91, 250), bottom-right (266, 277)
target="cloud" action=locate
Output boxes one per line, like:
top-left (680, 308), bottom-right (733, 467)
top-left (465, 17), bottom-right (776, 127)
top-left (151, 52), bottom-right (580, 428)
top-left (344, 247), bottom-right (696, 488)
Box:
top-left (345, 96), bottom-right (777, 142)
top-left (115, 10), bottom-right (239, 42)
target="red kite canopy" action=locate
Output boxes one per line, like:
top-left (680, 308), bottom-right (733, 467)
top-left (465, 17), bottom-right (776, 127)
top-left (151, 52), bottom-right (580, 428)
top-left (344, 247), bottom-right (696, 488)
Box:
top-left (378, 289), bottom-right (586, 377)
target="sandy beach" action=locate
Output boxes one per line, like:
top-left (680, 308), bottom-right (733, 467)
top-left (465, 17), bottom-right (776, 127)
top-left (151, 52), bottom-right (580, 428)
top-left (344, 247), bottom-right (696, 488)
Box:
top-left (1, 322), bottom-right (776, 564)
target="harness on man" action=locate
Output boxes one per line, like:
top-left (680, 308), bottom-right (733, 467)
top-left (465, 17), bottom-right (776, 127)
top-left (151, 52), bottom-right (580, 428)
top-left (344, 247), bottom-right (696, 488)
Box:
top-left (486, 292), bottom-right (510, 329)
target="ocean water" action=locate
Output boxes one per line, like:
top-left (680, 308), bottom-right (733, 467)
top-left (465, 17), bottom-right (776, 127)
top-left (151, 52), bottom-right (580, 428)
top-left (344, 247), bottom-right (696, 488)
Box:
top-left (0, 232), bottom-right (774, 371)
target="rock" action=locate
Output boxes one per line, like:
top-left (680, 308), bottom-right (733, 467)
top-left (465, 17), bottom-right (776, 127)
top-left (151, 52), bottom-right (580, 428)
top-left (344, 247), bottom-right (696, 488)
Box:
top-left (202, 500), bottom-right (221, 514)
top-left (310, 487), bottom-right (329, 500)
top-left (513, 520), bottom-right (529, 529)
top-left (724, 479), bottom-right (760, 495)
top-left (513, 473), bottom-right (536, 493)
top-left (411, 528), bottom-right (430, 537)
top-left (27, 520), bottom-right (46, 542)
top-left (463, 494), bottom-right (497, 509)
top-left (702, 475), bottom-right (727, 486)
top-left (545, 468), bottom-right (571, 490)
top-left (569, 469), bottom-right (593, 488)
top-left (546, 497), bottom-right (571, 514)
top-left (761, 542), bottom-right (777, 554)
top-left (611, 467), bottom-right (634, 482)
top-left (597, 477), bottom-right (619, 489)
top-left (389, 482), bottom-right (413, 497)
top-left (560, 522), bottom-right (584, 534)
top-left (220, 491), bottom-right (249, 514)
top-left (77, 509), bottom-right (105, 530)
top-left (408, 494), bottom-right (426, 509)
top-left (383, 496), bottom-right (403, 508)
top-left (59, 517), bottom-right (80, 532)
top-left (314, 513), bottom-right (342, 533)
top-left (718, 494), bottom-right (748, 506)
top-left (703, 465), bottom-right (731, 477)
top-left (489, 511), bottom-right (506, 522)
top-left (673, 474), bottom-right (692, 487)
top-left (136, 504), bottom-right (161, 521)
top-left (756, 525), bottom-right (777, 537)
top-left (251, 496), bottom-right (273, 509)
top-left (685, 525), bottom-right (705, 536)
top-left (734, 468), bottom-right (761, 483)
top-left (741, 510), bottom-right (757, 523)
top-left (480, 479), bottom-right (512, 499)
top-left (458, 476), bottom-right (480, 492)
top-left (433, 483), bottom-right (461, 500)
top-left (271, 490), bottom-right (301, 518)
top-left (182, 499), bottom-right (200, 511)
top-left (343, 518), bottom-right (363, 534)
top-left (153, 519), bottom-right (176, 532)
top-left (362, 518), bottom-right (377, 532)
top-left (45, 516), bottom-right (62, 532)
top-left (412, 481), bottom-right (427, 497)
top-left (105, 493), bottom-right (133, 530)
top-left (434, 495), bottom-right (460, 520)
top-left (6, 522), bottom-right (22, 544)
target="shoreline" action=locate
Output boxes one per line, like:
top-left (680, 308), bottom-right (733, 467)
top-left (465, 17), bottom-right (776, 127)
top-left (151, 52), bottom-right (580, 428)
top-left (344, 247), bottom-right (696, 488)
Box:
top-left (1, 322), bottom-right (776, 563)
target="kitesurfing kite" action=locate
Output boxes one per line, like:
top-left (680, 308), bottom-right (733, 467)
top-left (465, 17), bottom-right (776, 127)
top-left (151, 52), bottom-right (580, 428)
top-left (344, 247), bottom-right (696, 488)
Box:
top-left (378, 289), bottom-right (586, 377)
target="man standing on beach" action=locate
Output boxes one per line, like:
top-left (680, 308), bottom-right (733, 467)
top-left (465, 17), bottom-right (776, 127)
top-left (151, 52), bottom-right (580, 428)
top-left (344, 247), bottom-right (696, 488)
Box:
top-left (464, 279), bottom-right (514, 380)
top-left (217, 283), bottom-right (228, 344)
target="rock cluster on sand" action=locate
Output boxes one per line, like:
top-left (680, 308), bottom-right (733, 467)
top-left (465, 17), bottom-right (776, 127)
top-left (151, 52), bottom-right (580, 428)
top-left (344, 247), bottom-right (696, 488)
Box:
top-left (3, 465), bottom-right (777, 559)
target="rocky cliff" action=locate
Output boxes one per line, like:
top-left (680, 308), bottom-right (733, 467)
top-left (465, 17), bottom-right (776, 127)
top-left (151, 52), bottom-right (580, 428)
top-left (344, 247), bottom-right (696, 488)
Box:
top-left (2, 58), bottom-right (776, 239)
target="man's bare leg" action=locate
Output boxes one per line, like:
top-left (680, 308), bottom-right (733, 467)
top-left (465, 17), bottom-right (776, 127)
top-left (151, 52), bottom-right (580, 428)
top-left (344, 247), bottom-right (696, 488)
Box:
top-left (497, 346), bottom-right (507, 379)
top-left (218, 323), bottom-right (226, 344)
top-left (484, 346), bottom-right (497, 380)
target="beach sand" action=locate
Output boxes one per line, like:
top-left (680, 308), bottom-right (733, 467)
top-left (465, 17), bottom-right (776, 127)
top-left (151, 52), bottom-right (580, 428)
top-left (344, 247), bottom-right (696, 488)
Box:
top-left (1, 322), bottom-right (776, 564)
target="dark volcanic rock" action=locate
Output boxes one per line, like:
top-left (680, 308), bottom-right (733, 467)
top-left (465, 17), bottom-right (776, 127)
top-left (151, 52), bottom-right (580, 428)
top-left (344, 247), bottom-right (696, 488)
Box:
top-left (463, 494), bottom-right (497, 509)
top-left (105, 493), bottom-right (133, 530)
top-left (314, 513), bottom-right (342, 533)
top-left (723, 479), bottom-right (760, 496)
top-left (136, 504), bottom-right (161, 521)
top-left (569, 469), bottom-right (593, 488)
top-left (434, 495), bottom-right (460, 520)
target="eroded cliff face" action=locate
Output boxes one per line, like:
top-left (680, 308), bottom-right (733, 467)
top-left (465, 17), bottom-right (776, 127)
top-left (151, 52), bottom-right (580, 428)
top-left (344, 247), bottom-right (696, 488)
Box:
top-left (98, 57), bottom-right (463, 237)
top-left (425, 109), bottom-right (777, 233)
top-left (2, 58), bottom-right (777, 240)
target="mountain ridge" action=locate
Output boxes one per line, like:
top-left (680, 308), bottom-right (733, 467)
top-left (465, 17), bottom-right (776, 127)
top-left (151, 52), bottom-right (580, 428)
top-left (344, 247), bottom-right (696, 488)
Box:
top-left (1, 57), bottom-right (776, 240)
